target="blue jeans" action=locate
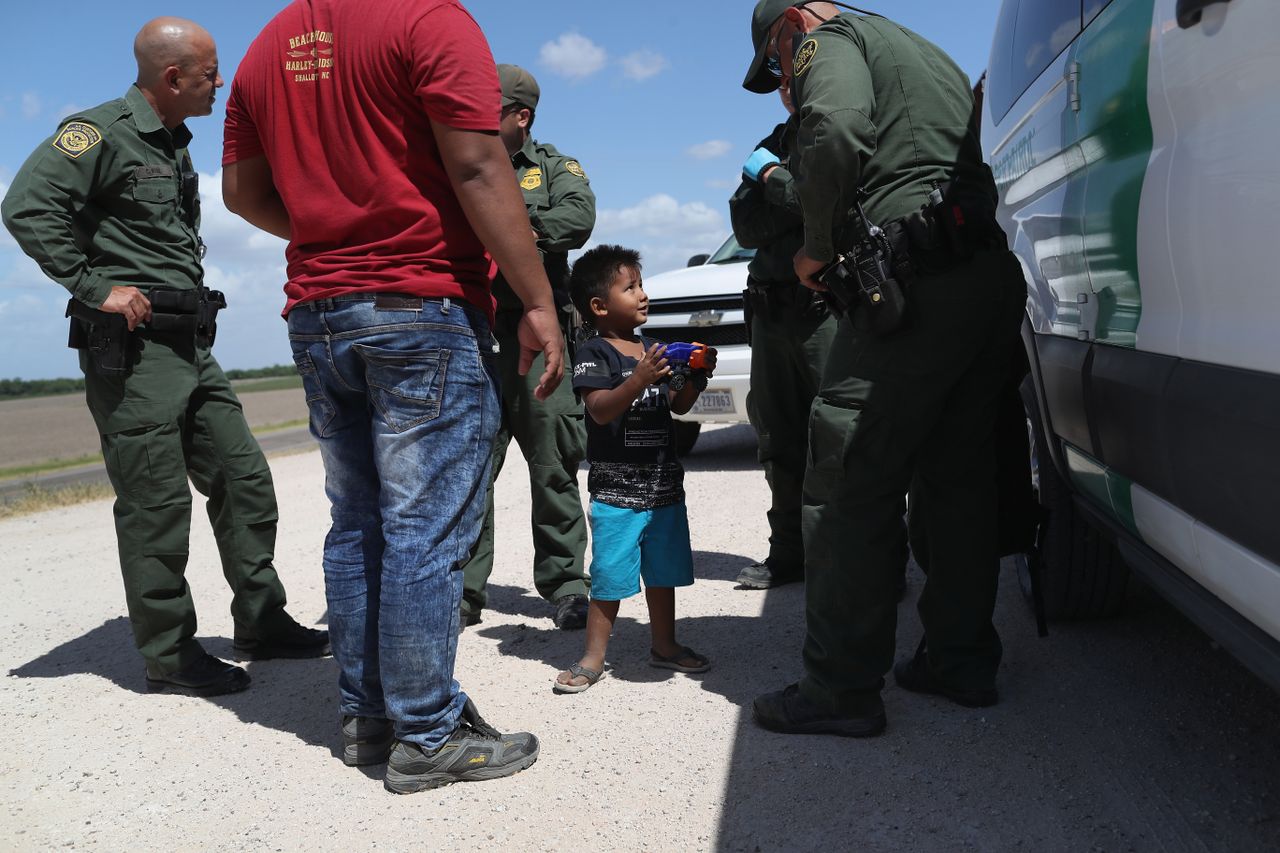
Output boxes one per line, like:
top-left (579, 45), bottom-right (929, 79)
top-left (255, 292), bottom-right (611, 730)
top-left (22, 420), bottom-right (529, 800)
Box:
top-left (288, 296), bottom-right (499, 749)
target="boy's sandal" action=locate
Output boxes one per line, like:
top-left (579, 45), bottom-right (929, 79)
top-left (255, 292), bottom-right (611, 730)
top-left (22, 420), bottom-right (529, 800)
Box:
top-left (553, 664), bottom-right (604, 694)
top-left (649, 646), bottom-right (711, 673)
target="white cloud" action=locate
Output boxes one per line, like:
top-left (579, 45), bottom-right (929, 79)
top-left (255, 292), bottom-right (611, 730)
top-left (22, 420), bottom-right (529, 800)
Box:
top-left (686, 140), bottom-right (733, 161)
top-left (588, 194), bottom-right (728, 275)
top-left (21, 92), bottom-right (41, 120)
top-left (620, 50), bottom-right (669, 82)
top-left (539, 33), bottom-right (607, 80)
top-left (197, 170), bottom-right (289, 271)
top-left (54, 103), bottom-right (84, 122)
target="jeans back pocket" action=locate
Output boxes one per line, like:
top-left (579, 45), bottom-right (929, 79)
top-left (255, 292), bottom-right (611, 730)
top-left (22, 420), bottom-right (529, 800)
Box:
top-left (354, 343), bottom-right (449, 433)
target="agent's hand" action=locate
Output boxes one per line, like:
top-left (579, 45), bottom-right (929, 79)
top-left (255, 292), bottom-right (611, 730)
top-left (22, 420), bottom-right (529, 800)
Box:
top-left (794, 250), bottom-right (828, 292)
top-left (743, 147), bottom-right (781, 183)
top-left (702, 346), bottom-right (718, 377)
top-left (633, 342), bottom-right (672, 387)
top-left (99, 286), bottom-right (152, 331)
top-left (516, 305), bottom-right (565, 400)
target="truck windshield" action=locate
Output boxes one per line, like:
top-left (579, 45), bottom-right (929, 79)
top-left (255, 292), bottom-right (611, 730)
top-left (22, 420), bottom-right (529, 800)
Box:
top-left (706, 235), bottom-right (756, 265)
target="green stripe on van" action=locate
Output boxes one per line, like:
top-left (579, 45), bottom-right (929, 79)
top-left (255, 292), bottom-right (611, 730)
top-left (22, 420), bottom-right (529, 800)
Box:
top-left (1064, 443), bottom-right (1138, 535)
top-left (1076, 0), bottom-right (1157, 346)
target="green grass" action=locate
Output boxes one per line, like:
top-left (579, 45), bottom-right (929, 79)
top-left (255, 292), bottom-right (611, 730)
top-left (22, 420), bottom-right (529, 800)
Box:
top-left (0, 482), bottom-right (115, 519)
top-left (231, 375), bottom-right (303, 393)
top-left (256, 418), bottom-right (309, 433)
top-left (0, 453), bottom-right (103, 481)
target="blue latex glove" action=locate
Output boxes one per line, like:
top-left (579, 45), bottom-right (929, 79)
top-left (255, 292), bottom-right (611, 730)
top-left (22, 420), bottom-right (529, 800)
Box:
top-left (743, 147), bottom-right (781, 183)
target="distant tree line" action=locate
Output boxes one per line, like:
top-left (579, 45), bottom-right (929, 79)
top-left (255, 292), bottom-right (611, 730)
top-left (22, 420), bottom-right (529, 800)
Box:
top-left (0, 365), bottom-right (295, 400)
top-left (0, 377), bottom-right (85, 400)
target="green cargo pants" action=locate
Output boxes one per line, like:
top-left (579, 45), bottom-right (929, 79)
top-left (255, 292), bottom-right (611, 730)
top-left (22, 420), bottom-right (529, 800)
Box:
top-left (83, 333), bottom-right (288, 675)
top-left (799, 249), bottom-right (1026, 711)
top-left (461, 310), bottom-right (588, 616)
top-left (744, 282), bottom-right (837, 574)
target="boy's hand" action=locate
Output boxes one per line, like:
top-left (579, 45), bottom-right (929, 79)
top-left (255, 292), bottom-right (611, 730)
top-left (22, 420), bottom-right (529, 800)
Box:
top-left (633, 343), bottom-right (672, 387)
top-left (702, 346), bottom-right (718, 378)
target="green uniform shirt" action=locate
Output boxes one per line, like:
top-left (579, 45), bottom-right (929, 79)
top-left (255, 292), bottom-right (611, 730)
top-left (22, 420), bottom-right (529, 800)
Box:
top-left (787, 14), bottom-right (990, 262)
top-left (729, 119), bottom-right (805, 286)
top-left (494, 136), bottom-right (596, 312)
top-left (1, 85), bottom-right (203, 308)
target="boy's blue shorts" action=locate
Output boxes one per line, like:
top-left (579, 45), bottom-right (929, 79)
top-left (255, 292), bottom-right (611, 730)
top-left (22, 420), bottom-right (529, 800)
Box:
top-left (588, 499), bottom-right (695, 601)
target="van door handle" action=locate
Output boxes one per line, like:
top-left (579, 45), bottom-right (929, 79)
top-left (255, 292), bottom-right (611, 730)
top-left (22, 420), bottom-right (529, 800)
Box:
top-left (1177, 0), bottom-right (1232, 29)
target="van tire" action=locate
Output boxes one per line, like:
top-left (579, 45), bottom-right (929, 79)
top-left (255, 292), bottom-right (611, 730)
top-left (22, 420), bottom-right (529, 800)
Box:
top-left (674, 421), bottom-right (701, 457)
top-left (1019, 376), bottom-right (1129, 619)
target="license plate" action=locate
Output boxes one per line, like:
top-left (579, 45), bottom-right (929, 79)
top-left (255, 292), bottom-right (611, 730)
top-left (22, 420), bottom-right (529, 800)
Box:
top-left (691, 389), bottom-right (734, 415)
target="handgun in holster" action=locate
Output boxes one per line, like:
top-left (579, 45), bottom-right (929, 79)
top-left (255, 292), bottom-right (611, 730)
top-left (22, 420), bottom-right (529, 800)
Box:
top-left (662, 341), bottom-right (710, 392)
top-left (65, 299), bottom-right (134, 375)
top-left (818, 194), bottom-right (909, 336)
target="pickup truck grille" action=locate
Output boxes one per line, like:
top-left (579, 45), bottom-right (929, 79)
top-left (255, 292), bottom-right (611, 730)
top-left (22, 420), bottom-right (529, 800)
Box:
top-left (642, 294), bottom-right (749, 347)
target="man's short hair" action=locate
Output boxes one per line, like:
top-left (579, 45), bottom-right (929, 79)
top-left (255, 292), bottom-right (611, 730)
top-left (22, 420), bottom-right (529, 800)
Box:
top-left (570, 244), bottom-right (643, 319)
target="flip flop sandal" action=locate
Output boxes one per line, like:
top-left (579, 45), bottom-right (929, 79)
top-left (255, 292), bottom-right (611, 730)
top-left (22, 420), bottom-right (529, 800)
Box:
top-left (649, 646), bottom-right (711, 673)
top-left (553, 663), bottom-right (604, 694)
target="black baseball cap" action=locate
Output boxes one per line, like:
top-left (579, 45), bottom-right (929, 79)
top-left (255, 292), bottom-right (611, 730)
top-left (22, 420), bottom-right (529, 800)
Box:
top-left (743, 0), bottom-right (795, 94)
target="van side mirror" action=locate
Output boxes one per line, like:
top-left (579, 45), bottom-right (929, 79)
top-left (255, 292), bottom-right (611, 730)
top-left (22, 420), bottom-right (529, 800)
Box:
top-left (686, 254), bottom-right (710, 267)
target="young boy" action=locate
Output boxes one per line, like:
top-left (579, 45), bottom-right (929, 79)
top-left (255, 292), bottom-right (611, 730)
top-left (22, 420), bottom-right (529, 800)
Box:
top-left (554, 245), bottom-right (717, 693)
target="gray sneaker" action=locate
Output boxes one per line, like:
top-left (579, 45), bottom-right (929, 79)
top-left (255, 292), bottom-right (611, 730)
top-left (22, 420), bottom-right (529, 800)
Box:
top-left (341, 715), bottom-right (394, 766)
top-left (383, 699), bottom-right (539, 794)
top-left (735, 560), bottom-right (802, 589)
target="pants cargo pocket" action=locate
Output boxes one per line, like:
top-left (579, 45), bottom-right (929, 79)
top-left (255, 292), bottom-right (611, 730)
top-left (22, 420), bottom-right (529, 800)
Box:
top-left (805, 399), bottom-right (864, 504)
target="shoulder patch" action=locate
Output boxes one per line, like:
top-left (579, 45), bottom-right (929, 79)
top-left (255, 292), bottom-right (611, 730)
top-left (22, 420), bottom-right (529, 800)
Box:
top-left (565, 160), bottom-right (586, 179)
top-left (52, 122), bottom-right (103, 159)
top-left (793, 39), bottom-right (818, 79)
top-left (520, 167), bottom-right (543, 191)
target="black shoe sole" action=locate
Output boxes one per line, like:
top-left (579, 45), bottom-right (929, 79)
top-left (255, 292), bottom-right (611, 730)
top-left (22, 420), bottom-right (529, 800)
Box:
top-left (383, 750), bottom-right (539, 794)
top-left (751, 706), bottom-right (886, 738)
top-left (145, 674), bottom-right (251, 697)
top-left (735, 573), bottom-right (802, 590)
top-left (232, 641), bottom-right (332, 661)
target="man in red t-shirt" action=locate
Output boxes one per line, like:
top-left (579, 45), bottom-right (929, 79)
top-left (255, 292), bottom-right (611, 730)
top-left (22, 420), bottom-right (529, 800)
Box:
top-left (221, 0), bottom-right (561, 794)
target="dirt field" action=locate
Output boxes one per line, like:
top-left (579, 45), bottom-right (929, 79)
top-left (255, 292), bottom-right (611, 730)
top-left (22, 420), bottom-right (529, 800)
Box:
top-left (0, 385), bottom-right (307, 470)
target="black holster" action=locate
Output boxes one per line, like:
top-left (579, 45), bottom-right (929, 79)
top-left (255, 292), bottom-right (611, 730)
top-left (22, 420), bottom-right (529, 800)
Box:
top-left (66, 299), bottom-right (134, 376)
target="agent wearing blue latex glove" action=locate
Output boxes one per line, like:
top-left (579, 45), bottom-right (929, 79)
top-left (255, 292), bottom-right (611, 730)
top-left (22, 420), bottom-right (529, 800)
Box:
top-left (743, 146), bottom-right (781, 182)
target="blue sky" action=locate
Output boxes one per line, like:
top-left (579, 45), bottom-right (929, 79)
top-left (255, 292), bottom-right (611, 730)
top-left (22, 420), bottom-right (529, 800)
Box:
top-left (0, 1), bottom-right (1002, 379)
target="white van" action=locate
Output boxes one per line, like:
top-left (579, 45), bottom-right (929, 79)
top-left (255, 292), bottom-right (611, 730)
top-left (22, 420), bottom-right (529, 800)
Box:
top-left (640, 235), bottom-right (755, 455)
top-left (982, 0), bottom-right (1280, 686)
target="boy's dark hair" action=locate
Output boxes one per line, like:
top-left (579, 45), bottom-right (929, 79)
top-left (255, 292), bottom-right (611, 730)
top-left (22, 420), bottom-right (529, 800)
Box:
top-left (570, 244), bottom-right (642, 322)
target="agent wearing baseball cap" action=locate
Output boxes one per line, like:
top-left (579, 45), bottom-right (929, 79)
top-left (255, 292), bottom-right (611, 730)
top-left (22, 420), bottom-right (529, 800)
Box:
top-left (459, 64), bottom-right (597, 634)
top-left (741, 2), bottom-right (1028, 738)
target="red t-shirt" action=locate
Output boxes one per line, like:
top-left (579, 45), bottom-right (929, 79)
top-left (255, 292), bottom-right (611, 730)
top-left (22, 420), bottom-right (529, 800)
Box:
top-left (222, 0), bottom-right (501, 318)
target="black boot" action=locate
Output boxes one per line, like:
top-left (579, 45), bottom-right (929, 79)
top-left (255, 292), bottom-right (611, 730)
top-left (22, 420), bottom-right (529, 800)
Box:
top-left (146, 654), bottom-right (251, 697)
top-left (234, 611), bottom-right (330, 660)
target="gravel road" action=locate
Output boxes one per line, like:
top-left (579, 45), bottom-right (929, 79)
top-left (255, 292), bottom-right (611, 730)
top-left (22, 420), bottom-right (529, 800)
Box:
top-left (1, 425), bottom-right (1277, 851)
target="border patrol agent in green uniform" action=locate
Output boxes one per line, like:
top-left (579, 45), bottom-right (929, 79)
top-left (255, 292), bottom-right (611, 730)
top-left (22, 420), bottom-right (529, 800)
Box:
top-left (729, 93), bottom-right (838, 591)
top-left (459, 64), bottom-right (593, 630)
top-left (1, 18), bottom-right (328, 697)
top-left (742, 2), bottom-right (1027, 736)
